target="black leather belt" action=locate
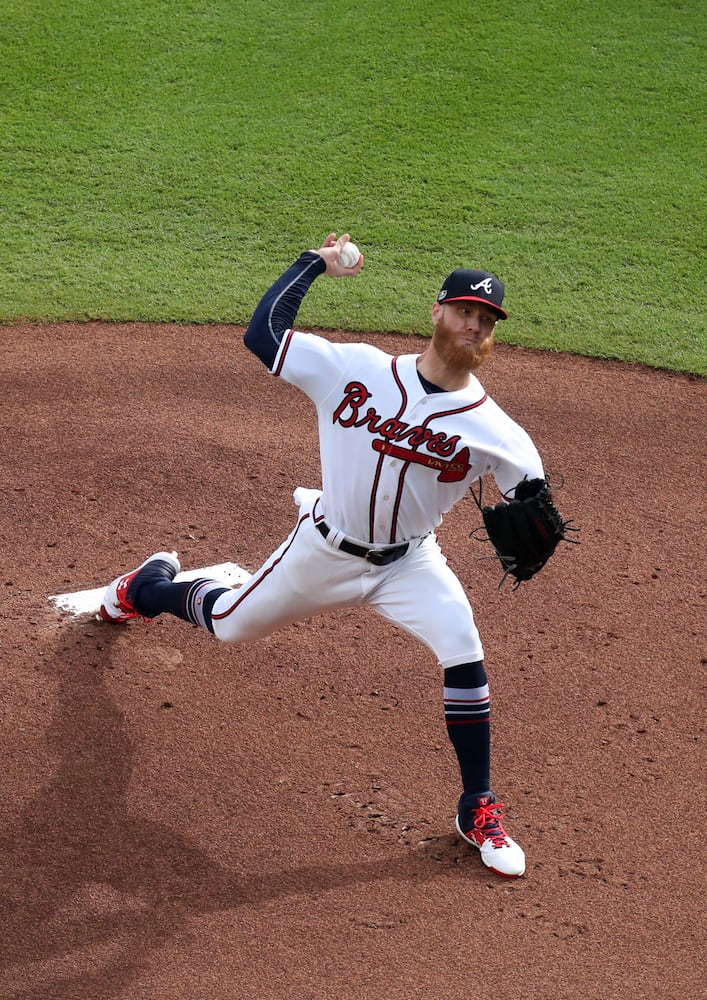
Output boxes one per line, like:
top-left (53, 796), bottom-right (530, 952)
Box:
top-left (316, 519), bottom-right (410, 566)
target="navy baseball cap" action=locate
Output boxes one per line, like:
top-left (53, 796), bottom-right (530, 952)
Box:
top-left (437, 268), bottom-right (508, 320)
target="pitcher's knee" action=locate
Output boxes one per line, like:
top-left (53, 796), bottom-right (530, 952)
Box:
top-left (208, 589), bottom-right (274, 645)
top-left (433, 618), bottom-right (483, 666)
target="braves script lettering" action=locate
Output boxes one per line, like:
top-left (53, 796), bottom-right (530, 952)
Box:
top-left (332, 381), bottom-right (471, 482)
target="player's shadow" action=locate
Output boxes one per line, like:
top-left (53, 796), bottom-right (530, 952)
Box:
top-left (0, 620), bottom-right (470, 1000)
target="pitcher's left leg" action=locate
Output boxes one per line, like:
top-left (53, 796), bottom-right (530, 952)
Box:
top-left (445, 660), bottom-right (525, 877)
top-left (368, 539), bottom-right (525, 877)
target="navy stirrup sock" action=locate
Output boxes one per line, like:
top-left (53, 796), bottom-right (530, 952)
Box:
top-left (443, 660), bottom-right (492, 796)
top-left (133, 577), bottom-right (228, 634)
top-left (182, 580), bottom-right (230, 634)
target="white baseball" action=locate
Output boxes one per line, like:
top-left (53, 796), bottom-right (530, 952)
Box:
top-left (339, 242), bottom-right (361, 268)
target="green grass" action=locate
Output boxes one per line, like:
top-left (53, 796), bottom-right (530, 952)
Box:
top-left (0, 0), bottom-right (705, 373)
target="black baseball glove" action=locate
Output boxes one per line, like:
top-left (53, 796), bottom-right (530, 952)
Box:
top-left (473, 477), bottom-right (578, 588)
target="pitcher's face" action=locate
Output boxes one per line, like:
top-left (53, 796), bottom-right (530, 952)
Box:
top-left (431, 301), bottom-right (498, 371)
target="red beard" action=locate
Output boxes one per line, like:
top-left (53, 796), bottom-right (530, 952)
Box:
top-left (433, 315), bottom-right (495, 372)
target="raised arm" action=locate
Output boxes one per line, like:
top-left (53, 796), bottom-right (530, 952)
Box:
top-left (244, 232), bottom-right (364, 369)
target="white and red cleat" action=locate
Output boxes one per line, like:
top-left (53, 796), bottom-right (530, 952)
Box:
top-left (99, 551), bottom-right (180, 623)
top-left (455, 793), bottom-right (526, 878)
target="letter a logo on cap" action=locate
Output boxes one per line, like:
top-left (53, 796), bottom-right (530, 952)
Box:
top-left (436, 268), bottom-right (508, 319)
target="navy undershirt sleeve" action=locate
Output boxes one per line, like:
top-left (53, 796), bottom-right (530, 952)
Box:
top-left (244, 251), bottom-right (327, 369)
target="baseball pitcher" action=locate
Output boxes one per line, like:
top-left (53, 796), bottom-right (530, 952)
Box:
top-left (100, 232), bottom-right (575, 878)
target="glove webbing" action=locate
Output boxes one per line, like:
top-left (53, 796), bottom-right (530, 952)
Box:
top-left (470, 476), bottom-right (579, 589)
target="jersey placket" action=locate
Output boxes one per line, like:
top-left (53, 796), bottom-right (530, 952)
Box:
top-left (370, 389), bottom-right (431, 543)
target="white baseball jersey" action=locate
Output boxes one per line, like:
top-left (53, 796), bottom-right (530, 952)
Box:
top-left (273, 330), bottom-right (544, 545)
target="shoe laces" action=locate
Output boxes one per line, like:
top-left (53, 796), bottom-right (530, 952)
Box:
top-left (472, 800), bottom-right (509, 848)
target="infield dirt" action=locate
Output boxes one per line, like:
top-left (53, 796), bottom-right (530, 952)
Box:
top-left (1, 323), bottom-right (704, 1000)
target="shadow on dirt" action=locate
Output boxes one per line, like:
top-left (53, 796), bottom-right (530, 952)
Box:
top-left (0, 619), bottom-right (473, 1000)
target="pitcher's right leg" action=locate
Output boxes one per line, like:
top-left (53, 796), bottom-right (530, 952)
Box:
top-left (207, 509), bottom-right (366, 643)
top-left (103, 508), bottom-right (366, 644)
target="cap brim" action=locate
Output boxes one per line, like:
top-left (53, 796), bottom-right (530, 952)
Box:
top-left (443, 295), bottom-right (508, 320)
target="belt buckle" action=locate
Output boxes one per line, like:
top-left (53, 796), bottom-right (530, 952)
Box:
top-left (365, 549), bottom-right (387, 566)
